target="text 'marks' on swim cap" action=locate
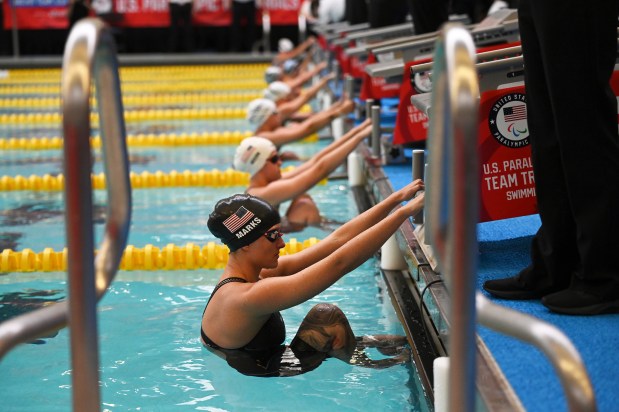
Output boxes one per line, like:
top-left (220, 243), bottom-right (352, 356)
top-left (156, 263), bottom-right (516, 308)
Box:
top-left (233, 136), bottom-right (276, 177)
top-left (208, 194), bottom-right (280, 251)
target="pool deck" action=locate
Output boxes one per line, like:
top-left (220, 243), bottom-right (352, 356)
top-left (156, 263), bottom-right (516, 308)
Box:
top-left (362, 145), bottom-right (619, 412)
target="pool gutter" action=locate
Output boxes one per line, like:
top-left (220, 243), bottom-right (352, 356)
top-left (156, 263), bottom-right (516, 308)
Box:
top-left (353, 143), bottom-right (523, 412)
top-left (0, 53), bottom-right (274, 69)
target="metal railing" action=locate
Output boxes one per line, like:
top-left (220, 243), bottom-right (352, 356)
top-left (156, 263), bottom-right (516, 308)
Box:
top-left (424, 23), bottom-right (596, 412)
top-left (0, 18), bottom-right (131, 411)
top-left (477, 294), bottom-right (596, 411)
top-left (424, 23), bottom-right (480, 412)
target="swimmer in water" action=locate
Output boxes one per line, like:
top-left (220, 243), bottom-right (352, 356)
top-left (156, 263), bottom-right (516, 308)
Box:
top-left (200, 180), bottom-right (425, 376)
top-left (233, 119), bottom-right (373, 232)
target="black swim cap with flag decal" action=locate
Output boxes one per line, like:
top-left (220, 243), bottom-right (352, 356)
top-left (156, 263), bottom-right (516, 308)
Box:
top-left (207, 194), bottom-right (281, 252)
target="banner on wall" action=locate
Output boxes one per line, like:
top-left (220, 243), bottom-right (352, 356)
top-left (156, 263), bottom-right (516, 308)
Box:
top-left (478, 85), bottom-right (537, 222)
top-left (193, 0), bottom-right (232, 27)
top-left (262, 0), bottom-right (301, 26)
top-left (3, 0), bottom-right (69, 30)
top-left (103, 0), bottom-right (169, 28)
top-left (3, 0), bottom-right (236, 29)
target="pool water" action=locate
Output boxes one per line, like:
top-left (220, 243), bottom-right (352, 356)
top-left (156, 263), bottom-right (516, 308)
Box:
top-left (0, 262), bottom-right (427, 411)
top-left (0, 66), bottom-right (431, 411)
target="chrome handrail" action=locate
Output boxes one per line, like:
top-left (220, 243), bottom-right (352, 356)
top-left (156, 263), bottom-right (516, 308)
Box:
top-left (0, 18), bottom-right (131, 412)
top-left (424, 23), bottom-right (480, 412)
top-left (477, 294), bottom-right (596, 411)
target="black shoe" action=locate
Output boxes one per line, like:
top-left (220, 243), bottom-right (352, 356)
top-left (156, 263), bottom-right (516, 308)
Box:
top-left (542, 289), bottom-right (619, 315)
top-left (483, 276), bottom-right (553, 300)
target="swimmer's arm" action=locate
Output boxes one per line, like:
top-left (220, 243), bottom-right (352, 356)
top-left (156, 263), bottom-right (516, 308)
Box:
top-left (260, 180), bottom-right (425, 278)
top-left (250, 194), bottom-right (426, 311)
top-left (273, 37), bottom-right (315, 64)
top-left (288, 62), bottom-right (327, 90)
top-left (257, 110), bottom-right (333, 146)
top-left (251, 126), bottom-right (370, 206)
top-left (278, 74), bottom-right (335, 120)
top-left (258, 100), bottom-right (354, 149)
top-left (282, 118), bottom-right (371, 179)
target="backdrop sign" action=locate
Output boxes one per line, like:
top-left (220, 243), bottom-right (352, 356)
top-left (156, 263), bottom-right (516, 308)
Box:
top-left (262, 0), bottom-right (301, 25)
top-left (193, 0), bottom-right (232, 26)
top-left (3, 0), bottom-right (237, 28)
top-left (3, 0), bottom-right (69, 29)
top-left (478, 85), bottom-right (536, 222)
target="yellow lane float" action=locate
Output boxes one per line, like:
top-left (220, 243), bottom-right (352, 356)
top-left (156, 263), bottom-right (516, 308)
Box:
top-left (0, 238), bottom-right (319, 272)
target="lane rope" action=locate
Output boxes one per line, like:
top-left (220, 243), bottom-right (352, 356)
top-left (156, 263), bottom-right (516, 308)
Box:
top-left (0, 238), bottom-right (320, 272)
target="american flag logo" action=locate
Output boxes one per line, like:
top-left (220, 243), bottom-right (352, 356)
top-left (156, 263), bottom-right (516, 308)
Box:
top-left (503, 105), bottom-right (527, 122)
top-left (223, 207), bottom-right (254, 233)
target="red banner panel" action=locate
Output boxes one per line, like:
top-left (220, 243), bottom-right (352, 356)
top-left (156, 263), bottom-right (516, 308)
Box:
top-left (478, 86), bottom-right (536, 222)
top-left (107, 0), bottom-right (169, 28)
top-left (360, 53), bottom-right (403, 100)
top-left (3, 0), bottom-right (69, 29)
top-left (610, 70), bottom-right (619, 123)
top-left (193, 0), bottom-right (232, 26)
top-left (263, 0), bottom-right (301, 26)
top-left (392, 58), bottom-right (432, 145)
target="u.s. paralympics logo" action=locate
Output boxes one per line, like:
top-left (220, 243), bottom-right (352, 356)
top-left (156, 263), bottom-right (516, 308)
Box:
top-left (488, 92), bottom-right (529, 148)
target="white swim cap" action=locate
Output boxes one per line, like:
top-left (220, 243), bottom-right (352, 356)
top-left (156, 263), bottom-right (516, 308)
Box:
top-left (278, 38), bottom-right (294, 53)
top-left (246, 98), bottom-right (277, 127)
top-left (263, 81), bottom-right (291, 101)
top-left (265, 66), bottom-right (283, 84)
top-left (233, 136), bottom-right (277, 176)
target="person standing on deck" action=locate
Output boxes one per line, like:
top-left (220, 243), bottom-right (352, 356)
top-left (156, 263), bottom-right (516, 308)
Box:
top-left (230, 0), bottom-right (257, 52)
top-left (483, 0), bottom-right (619, 315)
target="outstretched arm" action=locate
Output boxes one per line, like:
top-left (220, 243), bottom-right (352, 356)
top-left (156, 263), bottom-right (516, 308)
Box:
top-left (249, 121), bottom-right (371, 205)
top-left (278, 73), bottom-right (335, 120)
top-left (288, 61), bottom-right (327, 90)
top-left (258, 98), bottom-right (354, 147)
top-left (246, 192), bottom-right (426, 313)
top-left (273, 36), bottom-right (316, 64)
top-left (282, 118), bottom-right (371, 178)
top-left (260, 179), bottom-right (425, 278)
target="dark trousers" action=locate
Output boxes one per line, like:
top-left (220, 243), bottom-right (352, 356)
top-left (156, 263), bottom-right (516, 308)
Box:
top-left (345, 0), bottom-right (368, 24)
top-left (406, 0), bottom-right (449, 34)
top-left (231, 1), bottom-right (256, 52)
top-left (518, 0), bottom-right (619, 297)
top-left (270, 25), bottom-right (299, 53)
top-left (169, 3), bottom-right (193, 52)
top-left (367, 0), bottom-right (408, 28)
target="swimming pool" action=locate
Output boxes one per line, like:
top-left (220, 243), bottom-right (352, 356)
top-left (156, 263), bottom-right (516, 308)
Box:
top-left (0, 65), bottom-right (431, 411)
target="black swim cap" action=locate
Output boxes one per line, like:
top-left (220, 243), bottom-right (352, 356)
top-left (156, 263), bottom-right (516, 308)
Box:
top-left (207, 194), bottom-right (280, 252)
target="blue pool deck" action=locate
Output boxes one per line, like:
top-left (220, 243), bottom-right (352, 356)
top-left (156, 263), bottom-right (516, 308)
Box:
top-left (379, 156), bottom-right (619, 412)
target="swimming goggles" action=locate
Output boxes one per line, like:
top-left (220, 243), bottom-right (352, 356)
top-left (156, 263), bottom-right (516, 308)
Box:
top-left (263, 229), bottom-right (283, 242)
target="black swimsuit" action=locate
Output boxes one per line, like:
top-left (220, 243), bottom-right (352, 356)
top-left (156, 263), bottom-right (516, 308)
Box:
top-left (201, 277), bottom-right (285, 351)
top-left (200, 277), bottom-right (326, 377)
